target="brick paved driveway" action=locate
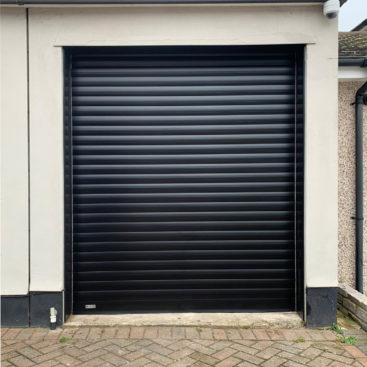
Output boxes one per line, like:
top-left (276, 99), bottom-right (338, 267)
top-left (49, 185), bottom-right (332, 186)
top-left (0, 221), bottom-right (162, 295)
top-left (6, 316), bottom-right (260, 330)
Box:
top-left (2, 326), bottom-right (367, 367)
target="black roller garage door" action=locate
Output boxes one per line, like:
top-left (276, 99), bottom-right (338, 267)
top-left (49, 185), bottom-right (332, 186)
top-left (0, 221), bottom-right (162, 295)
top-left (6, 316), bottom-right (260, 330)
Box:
top-left (66, 46), bottom-right (304, 314)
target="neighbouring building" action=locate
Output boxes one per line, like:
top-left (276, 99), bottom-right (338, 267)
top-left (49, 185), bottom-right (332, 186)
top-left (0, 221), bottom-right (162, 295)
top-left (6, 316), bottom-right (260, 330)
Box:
top-left (1, 0), bottom-right (342, 328)
top-left (338, 27), bottom-right (367, 294)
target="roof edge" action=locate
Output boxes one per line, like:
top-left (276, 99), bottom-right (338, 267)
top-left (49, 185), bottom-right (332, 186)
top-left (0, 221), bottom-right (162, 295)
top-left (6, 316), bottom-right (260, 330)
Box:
top-left (0, 0), bottom-right (325, 4)
top-left (352, 19), bottom-right (367, 32)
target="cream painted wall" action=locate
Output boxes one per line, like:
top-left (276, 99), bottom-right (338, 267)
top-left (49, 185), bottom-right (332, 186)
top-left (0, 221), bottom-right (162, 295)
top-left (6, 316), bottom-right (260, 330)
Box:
top-left (22, 5), bottom-right (338, 293)
top-left (0, 8), bottom-right (29, 295)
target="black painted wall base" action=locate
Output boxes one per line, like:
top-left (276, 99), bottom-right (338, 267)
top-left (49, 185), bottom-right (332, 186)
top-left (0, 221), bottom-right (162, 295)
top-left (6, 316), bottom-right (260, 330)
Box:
top-left (1, 296), bottom-right (29, 327)
top-left (30, 292), bottom-right (63, 327)
top-left (306, 287), bottom-right (337, 328)
top-left (1, 292), bottom-right (63, 327)
top-left (3, 288), bottom-right (336, 328)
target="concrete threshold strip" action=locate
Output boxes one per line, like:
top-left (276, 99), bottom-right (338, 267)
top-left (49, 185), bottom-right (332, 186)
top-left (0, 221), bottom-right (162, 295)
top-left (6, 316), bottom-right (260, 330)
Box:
top-left (65, 312), bottom-right (303, 329)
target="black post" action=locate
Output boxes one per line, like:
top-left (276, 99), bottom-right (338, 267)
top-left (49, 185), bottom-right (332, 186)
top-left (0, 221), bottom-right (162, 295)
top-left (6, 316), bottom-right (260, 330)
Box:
top-left (355, 82), bottom-right (367, 293)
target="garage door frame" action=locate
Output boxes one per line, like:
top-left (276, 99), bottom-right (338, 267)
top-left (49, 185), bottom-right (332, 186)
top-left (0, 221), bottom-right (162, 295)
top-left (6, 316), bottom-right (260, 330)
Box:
top-left (63, 45), bottom-right (305, 320)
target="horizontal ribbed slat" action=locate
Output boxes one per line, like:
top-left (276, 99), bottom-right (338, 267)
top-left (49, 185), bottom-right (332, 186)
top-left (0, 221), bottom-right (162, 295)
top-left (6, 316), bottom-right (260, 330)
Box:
top-left (71, 46), bottom-right (298, 313)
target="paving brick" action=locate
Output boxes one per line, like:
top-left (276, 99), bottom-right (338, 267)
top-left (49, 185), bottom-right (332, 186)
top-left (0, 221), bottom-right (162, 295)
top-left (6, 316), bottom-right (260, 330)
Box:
top-left (147, 342), bottom-right (173, 356)
top-left (32, 350), bottom-right (64, 364)
top-left (279, 329), bottom-right (298, 341)
top-left (79, 348), bottom-right (107, 361)
top-left (129, 327), bottom-right (145, 339)
top-left (278, 351), bottom-right (309, 364)
top-left (299, 346), bottom-right (322, 359)
top-left (225, 329), bottom-right (242, 340)
top-left (9, 355), bottom-right (35, 367)
top-left (29, 340), bottom-right (54, 350)
top-left (3, 328), bottom-right (22, 339)
top-left (216, 356), bottom-right (241, 367)
top-left (321, 330), bottom-right (338, 340)
top-left (33, 360), bottom-right (60, 367)
top-left (212, 347), bottom-right (236, 360)
top-left (116, 327), bottom-right (130, 338)
top-left (251, 341), bottom-right (273, 350)
top-left (252, 329), bottom-right (270, 340)
top-left (192, 361), bottom-right (212, 367)
top-left (84, 340), bottom-right (111, 352)
top-left (87, 327), bottom-right (103, 340)
top-left (321, 351), bottom-right (355, 364)
top-left (30, 328), bottom-right (49, 340)
top-left (172, 327), bottom-right (186, 339)
top-left (236, 362), bottom-right (259, 367)
top-left (255, 347), bottom-right (280, 359)
top-left (39, 343), bottom-right (63, 354)
top-left (63, 345), bottom-right (87, 358)
top-left (56, 354), bottom-right (81, 366)
top-left (345, 345), bottom-right (367, 359)
top-left (266, 330), bottom-right (283, 341)
top-left (128, 357), bottom-right (151, 367)
top-left (78, 358), bottom-right (106, 367)
top-left (291, 341), bottom-right (313, 351)
top-left (59, 328), bottom-right (77, 340)
top-left (190, 351), bottom-right (217, 365)
top-left (294, 330), bottom-right (312, 341)
top-left (169, 340), bottom-right (192, 351)
top-left (212, 329), bottom-right (227, 340)
top-left (271, 342), bottom-right (303, 355)
top-left (262, 356), bottom-right (287, 367)
top-left (170, 347), bottom-right (195, 360)
top-left (186, 327), bottom-right (200, 339)
top-left (231, 343), bottom-right (258, 355)
top-left (124, 348), bottom-right (149, 361)
top-left (198, 328), bottom-right (213, 340)
top-left (17, 346), bottom-right (42, 359)
top-left (72, 327), bottom-right (90, 339)
top-left (144, 327), bottom-right (158, 339)
top-left (308, 356), bottom-right (333, 367)
top-left (2, 350), bottom-right (20, 361)
top-left (45, 329), bottom-right (63, 340)
top-left (158, 327), bottom-right (172, 339)
top-left (147, 352), bottom-right (174, 365)
top-left (209, 341), bottom-right (231, 350)
top-left (239, 329), bottom-right (256, 340)
top-left (2, 342), bottom-right (28, 354)
top-left (170, 356), bottom-right (196, 367)
top-left (101, 352), bottom-right (128, 366)
top-left (188, 342), bottom-right (216, 355)
top-left (101, 327), bottom-right (116, 338)
top-left (234, 351), bottom-right (264, 365)
top-left (15, 329), bottom-right (35, 340)
top-left (3, 326), bottom-right (367, 367)
top-left (283, 361), bottom-right (308, 367)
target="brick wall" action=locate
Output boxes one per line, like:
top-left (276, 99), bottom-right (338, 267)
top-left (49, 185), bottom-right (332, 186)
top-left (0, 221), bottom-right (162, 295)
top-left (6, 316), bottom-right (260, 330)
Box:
top-left (338, 283), bottom-right (367, 331)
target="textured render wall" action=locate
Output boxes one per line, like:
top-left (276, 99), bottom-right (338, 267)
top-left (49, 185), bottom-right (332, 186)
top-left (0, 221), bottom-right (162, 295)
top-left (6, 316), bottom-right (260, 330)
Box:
top-left (0, 8), bottom-right (29, 295)
top-left (338, 81), bottom-right (367, 294)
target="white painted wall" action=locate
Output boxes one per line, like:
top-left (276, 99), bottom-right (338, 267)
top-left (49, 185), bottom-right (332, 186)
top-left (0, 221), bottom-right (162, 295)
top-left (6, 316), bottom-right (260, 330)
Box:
top-left (339, 66), bottom-right (367, 81)
top-left (0, 8), bottom-right (29, 295)
top-left (1, 5), bottom-right (338, 296)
